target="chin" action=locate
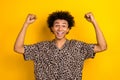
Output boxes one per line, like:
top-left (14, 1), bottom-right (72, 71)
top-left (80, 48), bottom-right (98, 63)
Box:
top-left (56, 36), bottom-right (65, 40)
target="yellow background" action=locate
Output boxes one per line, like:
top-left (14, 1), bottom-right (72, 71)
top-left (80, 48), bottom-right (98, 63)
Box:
top-left (0, 0), bottom-right (120, 80)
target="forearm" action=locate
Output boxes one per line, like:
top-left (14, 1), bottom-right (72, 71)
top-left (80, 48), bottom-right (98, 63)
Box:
top-left (92, 20), bottom-right (107, 52)
top-left (14, 23), bottom-right (29, 53)
top-left (14, 14), bottom-right (36, 53)
top-left (85, 12), bottom-right (107, 52)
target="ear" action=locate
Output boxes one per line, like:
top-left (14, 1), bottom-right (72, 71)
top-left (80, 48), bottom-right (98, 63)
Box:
top-left (51, 27), bottom-right (54, 32)
top-left (66, 28), bottom-right (70, 33)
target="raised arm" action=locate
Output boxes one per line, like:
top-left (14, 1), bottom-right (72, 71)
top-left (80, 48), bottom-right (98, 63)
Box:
top-left (85, 12), bottom-right (107, 53)
top-left (14, 14), bottom-right (36, 54)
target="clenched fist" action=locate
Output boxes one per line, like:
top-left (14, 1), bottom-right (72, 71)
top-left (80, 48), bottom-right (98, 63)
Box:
top-left (84, 12), bottom-right (96, 23)
top-left (25, 14), bottom-right (36, 24)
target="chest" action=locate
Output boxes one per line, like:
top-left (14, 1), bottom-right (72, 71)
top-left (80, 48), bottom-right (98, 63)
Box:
top-left (35, 46), bottom-right (85, 66)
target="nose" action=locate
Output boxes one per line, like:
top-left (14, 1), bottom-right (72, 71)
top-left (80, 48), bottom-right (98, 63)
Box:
top-left (58, 26), bottom-right (62, 31)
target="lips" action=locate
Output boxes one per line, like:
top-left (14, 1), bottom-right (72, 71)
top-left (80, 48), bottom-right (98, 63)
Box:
top-left (56, 32), bottom-right (64, 37)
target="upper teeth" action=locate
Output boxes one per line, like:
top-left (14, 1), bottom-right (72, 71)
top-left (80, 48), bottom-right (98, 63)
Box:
top-left (57, 32), bottom-right (63, 34)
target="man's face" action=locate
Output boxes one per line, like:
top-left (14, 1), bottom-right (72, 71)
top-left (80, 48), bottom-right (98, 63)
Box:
top-left (51, 19), bottom-right (69, 40)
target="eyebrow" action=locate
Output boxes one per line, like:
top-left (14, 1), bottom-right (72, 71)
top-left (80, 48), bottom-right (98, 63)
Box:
top-left (54, 22), bottom-right (67, 24)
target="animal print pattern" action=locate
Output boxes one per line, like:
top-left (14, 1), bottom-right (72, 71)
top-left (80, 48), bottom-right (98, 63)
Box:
top-left (24, 39), bottom-right (95, 80)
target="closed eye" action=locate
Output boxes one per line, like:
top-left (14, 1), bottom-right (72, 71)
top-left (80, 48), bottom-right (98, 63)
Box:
top-left (55, 25), bottom-right (60, 27)
top-left (62, 25), bottom-right (66, 27)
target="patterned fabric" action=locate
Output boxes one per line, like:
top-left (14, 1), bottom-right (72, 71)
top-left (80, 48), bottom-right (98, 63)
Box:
top-left (24, 39), bottom-right (95, 80)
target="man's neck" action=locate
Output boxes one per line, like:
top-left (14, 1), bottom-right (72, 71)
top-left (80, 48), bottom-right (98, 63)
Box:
top-left (54, 38), bottom-right (67, 49)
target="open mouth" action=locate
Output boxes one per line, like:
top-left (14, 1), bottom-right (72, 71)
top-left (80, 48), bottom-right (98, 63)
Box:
top-left (56, 32), bottom-right (64, 36)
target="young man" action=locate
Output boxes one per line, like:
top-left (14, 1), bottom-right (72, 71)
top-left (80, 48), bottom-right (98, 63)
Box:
top-left (14, 11), bottom-right (107, 80)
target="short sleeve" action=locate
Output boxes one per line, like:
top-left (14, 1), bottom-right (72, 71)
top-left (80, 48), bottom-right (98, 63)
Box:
top-left (82, 42), bottom-right (96, 59)
top-left (24, 43), bottom-right (39, 61)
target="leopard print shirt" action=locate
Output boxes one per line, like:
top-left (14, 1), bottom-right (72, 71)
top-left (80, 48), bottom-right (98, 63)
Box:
top-left (24, 39), bottom-right (95, 80)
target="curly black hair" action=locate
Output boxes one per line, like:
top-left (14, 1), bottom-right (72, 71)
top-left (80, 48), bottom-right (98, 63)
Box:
top-left (47, 11), bottom-right (75, 31)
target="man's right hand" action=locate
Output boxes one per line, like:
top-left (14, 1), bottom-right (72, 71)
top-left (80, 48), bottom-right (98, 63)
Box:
top-left (25, 14), bottom-right (36, 24)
